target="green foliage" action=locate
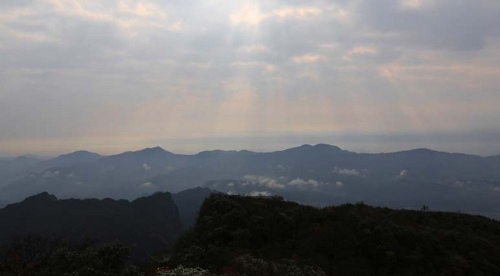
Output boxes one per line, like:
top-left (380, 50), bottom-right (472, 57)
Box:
top-left (157, 265), bottom-right (212, 276)
top-left (224, 254), bottom-right (327, 276)
top-left (170, 194), bottom-right (500, 276)
top-left (0, 236), bottom-right (139, 276)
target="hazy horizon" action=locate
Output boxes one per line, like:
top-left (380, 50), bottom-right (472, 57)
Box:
top-left (2, 135), bottom-right (500, 158)
top-left (2, 1), bottom-right (499, 157)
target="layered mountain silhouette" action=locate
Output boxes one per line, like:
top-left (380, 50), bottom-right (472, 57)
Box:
top-left (36, 150), bottom-right (102, 170)
top-left (1, 144), bottom-right (500, 217)
top-left (0, 191), bottom-right (183, 260)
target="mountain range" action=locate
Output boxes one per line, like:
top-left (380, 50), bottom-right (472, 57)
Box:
top-left (0, 186), bottom-right (211, 260)
top-left (1, 144), bottom-right (500, 217)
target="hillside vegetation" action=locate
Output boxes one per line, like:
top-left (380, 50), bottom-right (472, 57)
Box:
top-left (0, 192), bottom-right (182, 261)
top-left (171, 194), bottom-right (500, 275)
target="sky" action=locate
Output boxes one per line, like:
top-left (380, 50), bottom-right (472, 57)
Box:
top-left (1, 0), bottom-right (500, 156)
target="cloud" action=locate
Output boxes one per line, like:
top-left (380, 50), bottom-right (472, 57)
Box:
top-left (287, 178), bottom-right (320, 188)
top-left (347, 47), bottom-right (377, 56)
top-left (358, 0), bottom-right (500, 51)
top-left (230, 4), bottom-right (266, 27)
top-left (1, 0), bottom-right (500, 156)
top-left (344, 47), bottom-right (378, 61)
top-left (248, 191), bottom-right (272, 197)
top-left (242, 175), bottom-right (285, 189)
top-left (333, 166), bottom-right (364, 177)
top-left (292, 54), bottom-right (323, 64)
top-left (400, 0), bottom-right (432, 10)
top-left (142, 163), bottom-right (151, 170)
top-left (239, 44), bottom-right (268, 53)
top-left (276, 164), bottom-right (286, 170)
top-left (140, 182), bottom-right (155, 188)
top-left (43, 170), bottom-right (56, 178)
top-left (273, 7), bottom-right (322, 20)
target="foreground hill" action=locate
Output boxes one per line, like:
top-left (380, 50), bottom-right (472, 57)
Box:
top-left (171, 194), bottom-right (500, 275)
top-left (0, 192), bottom-right (183, 260)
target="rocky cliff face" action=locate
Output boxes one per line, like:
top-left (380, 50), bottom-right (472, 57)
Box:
top-left (0, 192), bottom-right (183, 260)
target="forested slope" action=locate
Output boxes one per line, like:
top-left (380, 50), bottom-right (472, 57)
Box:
top-left (171, 194), bottom-right (500, 275)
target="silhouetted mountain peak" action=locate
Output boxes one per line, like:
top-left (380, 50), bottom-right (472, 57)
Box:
top-left (314, 143), bottom-right (344, 151)
top-left (281, 143), bottom-right (346, 155)
top-left (196, 149), bottom-right (255, 158)
top-left (23, 192), bottom-right (57, 203)
top-left (176, 186), bottom-right (211, 195)
top-left (408, 148), bottom-right (438, 154)
top-left (0, 191), bottom-right (183, 260)
top-left (238, 149), bottom-right (256, 154)
top-left (99, 146), bottom-right (174, 166)
top-left (57, 150), bottom-right (101, 159)
top-left (123, 146), bottom-right (174, 158)
top-left (36, 150), bottom-right (102, 170)
top-left (137, 146), bottom-right (168, 154)
top-left (399, 148), bottom-right (470, 157)
top-left (134, 191), bottom-right (172, 203)
top-left (51, 150), bottom-right (102, 163)
top-left (196, 149), bottom-right (226, 156)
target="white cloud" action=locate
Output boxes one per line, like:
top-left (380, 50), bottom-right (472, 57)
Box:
top-left (248, 191), bottom-right (272, 197)
top-left (292, 54), bottom-right (323, 64)
top-left (347, 47), bottom-right (377, 56)
top-left (239, 44), bottom-right (267, 53)
top-left (242, 175), bottom-right (285, 189)
top-left (140, 182), bottom-right (155, 188)
top-left (276, 164), bottom-right (286, 170)
top-left (400, 0), bottom-right (432, 10)
top-left (264, 64), bottom-right (276, 72)
top-left (288, 178), bottom-right (320, 188)
top-left (333, 166), bottom-right (364, 177)
top-left (230, 4), bottom-right (266, 27)
top-left (142, 163), bottom-right (151, 170)
top-left (336, 181), bottom-right (344, 187)
top-left (272, 7), bottom-right (321, 20)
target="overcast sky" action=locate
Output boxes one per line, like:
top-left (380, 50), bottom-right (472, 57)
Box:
top-left (1, 0), bottom-right (500, 156)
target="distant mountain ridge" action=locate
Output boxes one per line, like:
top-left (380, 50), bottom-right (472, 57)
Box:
top-left (1, 144), bottom-right (500, 217)
top-left (36, 150), bottom-right (103, 171)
